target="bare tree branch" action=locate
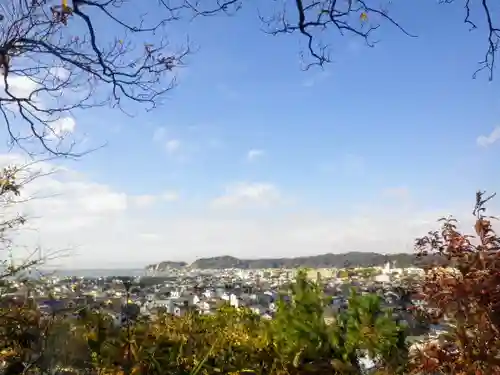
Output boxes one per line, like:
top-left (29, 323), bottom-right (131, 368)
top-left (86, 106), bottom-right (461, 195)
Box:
top-left (0, 0), bottom-right (189, 157)
top-left (157, 0), bottom-right (242, 18)
top-left (438, 0), bottom-right (500, 80)
top-left (0, 0), bottom-right (497, 158)
top-left (0, 158), bottom-right (73, 281)
top-left (258, 0), bottom-right (414, 70)
top-left (163, 0), bottom-right (500, 80)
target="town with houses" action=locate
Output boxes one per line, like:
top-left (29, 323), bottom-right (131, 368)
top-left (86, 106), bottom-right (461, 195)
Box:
top-left (0, 260), bottom-right (449, 354)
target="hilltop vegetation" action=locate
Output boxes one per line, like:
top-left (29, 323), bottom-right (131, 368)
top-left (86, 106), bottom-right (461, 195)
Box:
top-left (147, 252), bottom-right (445, 271)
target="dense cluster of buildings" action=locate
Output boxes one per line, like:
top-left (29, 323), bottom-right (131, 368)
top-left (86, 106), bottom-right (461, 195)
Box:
top-left (0, 262), bottom-right (431, 329)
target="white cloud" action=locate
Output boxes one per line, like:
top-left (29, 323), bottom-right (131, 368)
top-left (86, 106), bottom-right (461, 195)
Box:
top-left (0, 153), bottom-right (488, 269)
top-left (0, 73), bottom-right (65, 109)
top-left (138, 233), bottom-right (161, 241)
top-left (0, 75), bottom-right (38, 98)
top-left (246, 149), bottom-right (265, 162)
top-left (477, 126), bottom-right (500, 147)
top-left (211, 182), bottom-right (281, 209)
top-left (48, 117), bottom-right (76, 139)
top-left (49, 67), bottom-right (70, 81)
top-left (166, 139), bottom-right (181, 154)
top-left (75, 185), bottom-right (127, 213)
top-left (132, 191), bottom-right (179, 208)
top-left (0, 155), bottom-right (128, 236)
top-left (162, 191), bottom-right (179, 202)
top-left (0, 75), bottom-right (78, 143)
top-left (132, 195), bottom-right (157, 208)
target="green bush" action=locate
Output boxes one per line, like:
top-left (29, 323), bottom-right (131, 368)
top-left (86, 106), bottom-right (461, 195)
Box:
top-left (0, 269), bottom-right (409, 375)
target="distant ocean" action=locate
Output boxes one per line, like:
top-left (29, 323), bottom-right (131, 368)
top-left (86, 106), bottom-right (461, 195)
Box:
top-left (37, 268), bottom-right (147, 278)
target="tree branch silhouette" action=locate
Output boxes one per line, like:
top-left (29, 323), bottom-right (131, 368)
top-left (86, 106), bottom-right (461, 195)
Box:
top-left (162, 0), bottom-right (500, 79)
top-left (0, 0), bottom-right (189, 157)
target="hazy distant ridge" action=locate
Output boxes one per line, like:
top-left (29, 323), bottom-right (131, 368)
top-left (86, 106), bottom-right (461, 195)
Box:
top-left (146, 252), bottom-right (443, 271)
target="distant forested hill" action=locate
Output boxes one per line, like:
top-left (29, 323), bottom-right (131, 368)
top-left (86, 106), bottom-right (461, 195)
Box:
top-left (146, 252), bottom-right (445, 271)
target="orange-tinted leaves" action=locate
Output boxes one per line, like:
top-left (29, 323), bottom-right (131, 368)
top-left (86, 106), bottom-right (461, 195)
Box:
top-left (413, 191), bottom-right (500, 374)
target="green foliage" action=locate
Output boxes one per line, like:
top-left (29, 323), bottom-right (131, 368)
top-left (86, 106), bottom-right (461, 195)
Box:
top-left (270, 270), bottom-right (408, 374)
top-left (0, 270), bottom-right (410, 375)
top-left (340, 291), bottom-right (408, 374)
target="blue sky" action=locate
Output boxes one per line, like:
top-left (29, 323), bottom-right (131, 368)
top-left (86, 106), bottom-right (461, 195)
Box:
top-left (81, 0), bottom-right (500, 206)
top-left (3, 0), bottom-right (500, 267)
